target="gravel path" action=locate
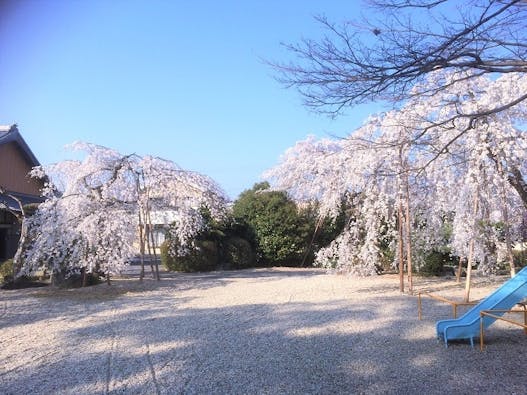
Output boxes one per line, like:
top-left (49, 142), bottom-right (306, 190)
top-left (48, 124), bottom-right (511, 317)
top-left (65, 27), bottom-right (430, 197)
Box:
top-left (1, 268), bottom-right (526, 394)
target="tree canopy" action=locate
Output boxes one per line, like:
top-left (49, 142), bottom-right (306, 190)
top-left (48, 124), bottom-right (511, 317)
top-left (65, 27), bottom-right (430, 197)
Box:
top-left (21, 142), bottom-right (227, 282)
top-left (265, 70), bottom-right (527, 285)
top-left (269, 0), bottom-right (527, 290)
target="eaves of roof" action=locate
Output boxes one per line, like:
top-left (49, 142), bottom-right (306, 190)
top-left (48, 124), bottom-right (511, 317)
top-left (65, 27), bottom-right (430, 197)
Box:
top-left (0, 192), bottom-right (45, 212)
top-left (0, 124), bottom-right (41, 167)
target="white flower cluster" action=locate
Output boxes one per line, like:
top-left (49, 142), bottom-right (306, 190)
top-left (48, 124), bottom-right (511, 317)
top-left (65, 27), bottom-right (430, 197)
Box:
top-left (266, 71), bottom-right (527, 275)
top-left (22, 143), bottom-right (227, 278)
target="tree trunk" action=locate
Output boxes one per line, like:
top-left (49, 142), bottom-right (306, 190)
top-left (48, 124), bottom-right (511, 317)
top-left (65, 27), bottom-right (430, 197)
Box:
top-left (12, 218), bottom-right (27, 275)
top-left (146, 208), bottom-right (160, 281)
top-left (1, 191), bottom-right (27, 276)
top-left (81, 267), bottom-right (87, 287)
top-left (507, 167), bottom-right (527, 210)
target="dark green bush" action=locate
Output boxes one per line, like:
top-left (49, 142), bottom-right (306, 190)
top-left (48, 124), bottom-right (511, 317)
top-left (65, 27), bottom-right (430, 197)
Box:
top-left (420, 250), bottom-right (455, 276)
top-left (58, 271), bottom-right (102, 288)
top-left (1, 275), bottom-right (48, 289)
top-left (224, 236), bottom-right (255, 269)
top-left (512, 249), bottom-right (527, 269)
top-left (161, 240), bottom-right (218, 272)
top-left (232, 182), bottom-right (313, 266)
top-left (160, 241), bottom-right (174, 270)
top-left (0, 259), bottom-right (14, 283)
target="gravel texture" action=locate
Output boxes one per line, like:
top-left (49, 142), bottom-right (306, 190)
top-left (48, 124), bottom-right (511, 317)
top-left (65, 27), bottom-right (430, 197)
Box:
top-left (1, 268), bottom-right (526, 394)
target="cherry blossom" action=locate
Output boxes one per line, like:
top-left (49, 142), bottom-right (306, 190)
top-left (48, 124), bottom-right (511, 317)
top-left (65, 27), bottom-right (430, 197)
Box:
top-left (266, 71), bottom-right (527, 282)
top-left (21, 142), bottom-right (227, 282)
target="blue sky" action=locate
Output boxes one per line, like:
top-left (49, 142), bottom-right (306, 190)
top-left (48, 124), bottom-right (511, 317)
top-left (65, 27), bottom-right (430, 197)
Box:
top-left (0, 0), bottom-right (381, 199)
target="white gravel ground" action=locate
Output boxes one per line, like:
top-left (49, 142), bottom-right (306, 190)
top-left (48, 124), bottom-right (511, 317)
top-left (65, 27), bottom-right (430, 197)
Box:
top-left (1, 268), bottom-right (526, 394)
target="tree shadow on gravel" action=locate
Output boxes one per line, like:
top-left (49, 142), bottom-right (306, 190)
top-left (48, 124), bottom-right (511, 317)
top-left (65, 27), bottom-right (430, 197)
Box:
top-left (126, 267), bottom-right (327, 283)
top-left (2, 283), bottom-right (527, 394)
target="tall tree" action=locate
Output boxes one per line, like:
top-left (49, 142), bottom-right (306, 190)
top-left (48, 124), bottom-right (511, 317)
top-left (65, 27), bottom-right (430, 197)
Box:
top-left (265, 71), bottom-right (527, 285)
top-left (20, 142), bottom-right (227, 283)
top-left (272, 0), bottom-right (527, 208)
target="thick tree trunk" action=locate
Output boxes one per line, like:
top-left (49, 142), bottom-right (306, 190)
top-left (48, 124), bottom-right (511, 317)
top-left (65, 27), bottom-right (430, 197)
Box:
top-left (0, 191), bottom-right (27, 276)
top-left (12, 219), bottom-right (27, 274)
top-left (508, 167), bottom-right (527, 209)
top-left (81, 267), bottom-right (87, 287)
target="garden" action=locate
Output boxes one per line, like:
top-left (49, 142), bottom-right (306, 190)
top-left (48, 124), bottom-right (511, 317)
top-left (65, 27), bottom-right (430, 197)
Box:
top-left (2, 1), bottom-right (527, 392)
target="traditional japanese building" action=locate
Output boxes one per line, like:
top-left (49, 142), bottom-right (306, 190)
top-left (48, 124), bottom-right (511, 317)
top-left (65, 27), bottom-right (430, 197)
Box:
top-left (0, 125), bottom-right (44, 261)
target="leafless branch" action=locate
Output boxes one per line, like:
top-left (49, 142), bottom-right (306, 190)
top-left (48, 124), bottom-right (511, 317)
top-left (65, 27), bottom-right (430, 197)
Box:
top-left (271, 0), bottom-right (527, 116)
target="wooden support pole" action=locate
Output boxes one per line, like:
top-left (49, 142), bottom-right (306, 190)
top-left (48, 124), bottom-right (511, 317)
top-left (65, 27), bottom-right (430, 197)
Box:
top-left (497, 159), bottom-right (516, 277)
top-left (404, 174), bottom-right (413, 295)
top-left (456, 256), bottom-right (463, 284)
top-left (464, 188), bottom-right (479, 303)
top-left (398, 200), bottom-right (404, 293)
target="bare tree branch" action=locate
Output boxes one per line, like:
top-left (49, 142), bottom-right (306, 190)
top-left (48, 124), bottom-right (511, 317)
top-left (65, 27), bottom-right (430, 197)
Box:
top-left (271, 0), bottom-right (527, 117)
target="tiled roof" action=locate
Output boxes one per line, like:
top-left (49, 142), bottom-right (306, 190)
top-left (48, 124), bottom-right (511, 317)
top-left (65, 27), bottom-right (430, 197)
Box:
top-left (0, 193), bottom-right (44, 211)
top-left (0, 124), bottom-right (41, 167)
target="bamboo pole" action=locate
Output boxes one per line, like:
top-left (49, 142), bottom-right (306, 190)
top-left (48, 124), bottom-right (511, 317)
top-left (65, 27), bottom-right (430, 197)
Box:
top-left (464, 189), bottom-right (479, 302)
top-left (398, 200), bottom-right (405, 293)
top-left (146, 208), bottom-right (160, 281)
top-left (138, 170), bottom-right (159, 280)
top-left (144, 211), bottom-right (156, 278)
top-left (497, 160), bottom-right (516, 277)
top-left (397, 147), bottom-right (406, 293)
top-left (404, 172), bottom-right (413, 295)
top-left (138, 212), bottom-right (145, 281)
top-left (301, 215), bottom-right (323, 267)
top-left (456, 256), bottom-right (464, 283)
top-left (136, 175), bottom-right (146, 281)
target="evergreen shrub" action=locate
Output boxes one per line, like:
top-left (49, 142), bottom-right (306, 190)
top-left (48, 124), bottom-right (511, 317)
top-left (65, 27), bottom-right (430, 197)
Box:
top-left (224, 236), bottom-right (254, 269)
top-left (0, 259), bottom-right (14, 283)
top-left (161, 240), bottom-right (218, 272)
top-left (420, 250), bottom-right (455, 276)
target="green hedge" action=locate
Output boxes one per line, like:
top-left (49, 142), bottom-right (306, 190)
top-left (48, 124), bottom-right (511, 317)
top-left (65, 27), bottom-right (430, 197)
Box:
top-left (0, 259), bottom-right (14, 283)
top-left (224, 236), bottom-right (255, 269)
top-left (419, 251), bottom-right (455, 276)
top-left (161, 240), bottom-right (218, 272)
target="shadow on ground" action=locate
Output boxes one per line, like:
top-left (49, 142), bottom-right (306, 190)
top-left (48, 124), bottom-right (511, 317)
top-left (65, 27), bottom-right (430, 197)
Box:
top-left (1, 269), bottom-right (526, 394)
